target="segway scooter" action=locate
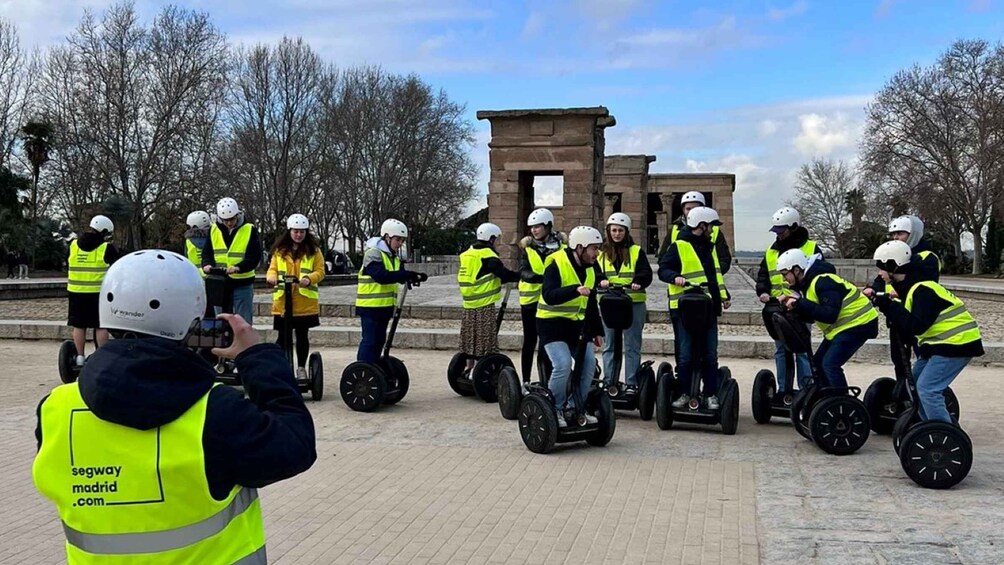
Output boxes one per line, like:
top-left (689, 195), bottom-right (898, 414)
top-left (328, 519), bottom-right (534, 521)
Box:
top-left (517, 326), bottom-right (615, 454)
top-left (58, 338), bottom-right (89, 384)
top-left (447, 284), bottom-right (516, 402)
top-left (654, 284), bottom-right (740, 435)
top-left (204, 267), bottom-right (241, 386)
top-left (752, 299), bottom-right (801, 424)
top-left (597, 284), bottom-right (655, 420)
top-left (339, 281), bottom-right (415, 412)
top-left (277, 275), bottom-right (323, 401)
top-left (776, 310), bottom-right (871, 455)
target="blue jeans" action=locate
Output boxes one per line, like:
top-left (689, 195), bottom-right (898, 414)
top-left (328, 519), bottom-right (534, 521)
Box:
top-left (214, 283), bottom-right (254, 324)
top-left (603, 302), bottom-right (646, 386)
top-left (773, 339), bottom-right (812, 392)
top-left (812, 323), bottom-right (875, 388)
top-left (673, 317), bottom-right (719, 397)
top-left (545, 341), bottom-right (596, 410)
top-left (912, 356), bottom-right (970, 423)
top-left (358, 311), bottom-right (392, 363)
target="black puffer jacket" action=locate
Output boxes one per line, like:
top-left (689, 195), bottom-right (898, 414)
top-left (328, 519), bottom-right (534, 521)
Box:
top-left (755, 227), bottom-right (819, 296)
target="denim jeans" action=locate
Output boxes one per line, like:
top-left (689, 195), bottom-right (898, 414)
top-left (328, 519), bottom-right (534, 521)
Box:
top-left (773, 339), bottom-right (812, 392)
top-left (812, 324), bottom-right (875, 388)
top-left (673, 317), bottom-right (719, 397)
top-left (603, 301), bottom-right (646, 386)
top-left (357, 311), bottom-right (392, 363)
top-left (545, 340), bottom-right (596, 410)
top-left (214, 283), bottom-right (254, 324)
top-left (912, 356), bottom-right (970, 423)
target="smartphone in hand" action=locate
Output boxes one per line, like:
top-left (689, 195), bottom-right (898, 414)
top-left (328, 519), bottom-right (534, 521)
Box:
top-left (187, 318), bottom-right (234, 349)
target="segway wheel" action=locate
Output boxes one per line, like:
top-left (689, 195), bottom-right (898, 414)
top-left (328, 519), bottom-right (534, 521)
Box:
top-left (899, 422), bottom-right (972, 489)
top-left (586, 389), bottom-right (616, 447)
top-left (720, 378), bottom-right (740, 435)
top-left (472, 353), bottom-right (512, 403)
top-left (808, 396), bottom-right (870, 455)
top-left (945, 387), bottom-right (961, 422)
top-left (339, 362), bottom-right (387, 412)
top-left (308, 352), bottom-right (323, 401)
top-left (381, 356), bottom-right (410, 405)
top-left (892, 408), bottom-right (917, 455)
top-left (637, 366), bottom-right (656, 421)
top-left (789, 387), bottom-right (813, 440)
top-left (655, 372), bottom-right (674, 430)
top-left (864, 377), bottom-right (897, 434)
top-left (497, 367), bottom-right (522, 421)
top-left (751, 370), bottom-right (776, 425)
top-left (518, 394), bottom-right (558, 454)
top-left (58, 340), bottom-right (77, 384)
top-left (657, 361), bottom-right (672, 379)
top-left (447, 352), bottom-right (474, 397)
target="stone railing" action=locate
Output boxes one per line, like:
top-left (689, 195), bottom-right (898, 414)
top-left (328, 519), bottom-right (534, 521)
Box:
top-left (735, 257), bottom-right (875, 286)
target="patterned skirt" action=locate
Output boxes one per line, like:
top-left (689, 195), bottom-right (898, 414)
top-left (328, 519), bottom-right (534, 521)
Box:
top-left (460, 304), bottom-right (500, 357)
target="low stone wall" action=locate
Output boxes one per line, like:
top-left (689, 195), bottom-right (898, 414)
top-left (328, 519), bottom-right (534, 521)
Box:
top-left (735, 258), bottom-right (875, 286)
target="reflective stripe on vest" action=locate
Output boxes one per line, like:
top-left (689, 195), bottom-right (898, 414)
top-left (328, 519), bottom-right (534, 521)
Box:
top-left (67, 241), bottom-right (109, 294)
top-left (666, 240), bottom-right (727, 310)
top-left (518, 248), bottom-right (546, 306)
top-left (536, 252), bottom-right (595, 321)
top-left (765, 240), bottom-right (817, 297)
top-left (32, 383), bottom-right (266, 564)
top-left (210, 223), bottom-right (255, 280)
top-left (806, 273), bottom-right (878, 340)
top-left (356, 251), bottom-right (400, 308)
top-left (185, 239), bottom-right (205, 279)
top-left (598, 245), bottom-right (645, 303)
top-left (905, 281), bottom-right (981, 347)
top-left (458, 246), bottom-right (502, 309)
top-left (273, 254), bottom-right (319, 303)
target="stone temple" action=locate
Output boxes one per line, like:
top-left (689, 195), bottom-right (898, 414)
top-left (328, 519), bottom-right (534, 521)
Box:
top-left (477, 106), bottom-right (735, 263)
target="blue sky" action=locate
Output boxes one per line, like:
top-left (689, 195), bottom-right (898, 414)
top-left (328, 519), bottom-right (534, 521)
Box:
top-left (5, 0), bottom-right (1003, 249)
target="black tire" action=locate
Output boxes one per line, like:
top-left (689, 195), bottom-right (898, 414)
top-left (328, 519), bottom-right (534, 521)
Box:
top-left (339, 362), bottom-right (387, 412)
top-left (752, 370), bottom-right (776, 425)
top-left (789, 386), bottom-right (813, 440)
top-left (899, 422), bottom-right (972, 489)
top-left (657, 361), bottom-right (673, 379)
top-left (637, 367), bottom-right (656, 421)
top-left (864, 377), bottom-right (897, 434)
top-left (518, 394), bottom-right (558, 454)
top-left (308, 352), bottom-right (323, 401)
top-left (892, 408), bottom-right (918, 455)
top-left (587, 389), bottom-right (616, 447)
top-left (719, 366), bottom-right (732, 386)
top-left (447, 352), bottom-right (474, 397)
top-left (808, 396), bottom-right (870, 455)
top-left (497, 367), bottom-right (522, 420)
top-left (472, 354), bottom-right (512, 403)
top-left (381, 356), bottom-right (410, 405)
top-left (720, 379), bottom-right (740, 435)
top-left (58, 340), bottom-right (77, 384)
top-left (655, 372), bottom-right (674, 430)
top-left (944, 387), bottom-right (961, 421)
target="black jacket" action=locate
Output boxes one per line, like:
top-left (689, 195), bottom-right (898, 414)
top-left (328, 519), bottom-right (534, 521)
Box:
top-left (658, 218), bottom-right (732, 275)
top-left (201, 218), bottom-right (263, 287)
top-left (878, 275), bottom-right (985, 359)
top-left (791, 259), bottom-right (879, 343)
top-left (755, 227), bottom-right (818, 296)
top-left (600, 244), bottom-right (654, 289)
top-left (74, 232), bottom-right (122, 265)
top-left (471, 241), bottom-right (521, 284)
top-left (36, 338), bottom-right (317, 501)
top-left (869, 238), bottom-right (940, 292)
top-left (537, 248), bottom-right (604, 346)
top-left (658, 226), bottom-right (731, 316)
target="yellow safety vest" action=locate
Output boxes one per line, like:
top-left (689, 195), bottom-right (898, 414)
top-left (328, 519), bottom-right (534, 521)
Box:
top-left (518, 244), bottom-right (565, 306)
top-left (765, 240), bottom-right (817, 297)
top-left (33, 383), bottom-right (266, 565)
top-left (806, 273), bottom-right (878, 340)
top-left (67, 241), bottom-right (109, 294)
top-left (666, 240), bottom-right (728, 310)
top-left (905, 281), bottom-right (981, 347)
top-left (210, 224), bottom-right (255, 280)
top-left (536, 251), bottom-right (596, 321)
top-left (671, 224), bottom-right (720, 245)
top-left (458, 246), bottom-right (502, 309)
top-left (356, 250), bottom-right (400, 308)
top-left (273, 254), bottom-right (319, 303)
top-left (185, 239), bottom-right (205, 279)
top-left (597, 245), bottom-right (645, 303)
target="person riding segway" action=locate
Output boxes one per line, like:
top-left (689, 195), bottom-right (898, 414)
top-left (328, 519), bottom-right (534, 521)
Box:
top-left (201, 197), bottom-right (261, 325)
top-left (517, 208), bottom-right (566, 384)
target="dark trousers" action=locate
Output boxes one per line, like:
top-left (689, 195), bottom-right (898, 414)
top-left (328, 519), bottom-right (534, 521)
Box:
top-left (813, 320), bottom-right (878, 388)
top-left (277, 325), bottom-right (311, 367)
top-left (520, 304), bottom-right (551, 382)
top-left (358, 311), bottom-right (392, 363)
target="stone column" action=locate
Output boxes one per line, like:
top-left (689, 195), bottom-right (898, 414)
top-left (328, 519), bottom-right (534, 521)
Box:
top-left (603, 194), bottom-right (620, 219)
top-left (656, 211), bottom-right (670, 252)
top-left (659, 193), bottom-right (676, 221)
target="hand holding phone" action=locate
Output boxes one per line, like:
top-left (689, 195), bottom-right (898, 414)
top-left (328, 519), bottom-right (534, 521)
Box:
top-left (187, 318), bottom-right (234, 349)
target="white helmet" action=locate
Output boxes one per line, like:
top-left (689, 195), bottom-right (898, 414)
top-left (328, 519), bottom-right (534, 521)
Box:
top-left (888, 216), bottom-right (913, 234)
top-left (216, 197), bottom-right (240, 220)
top-left (476, 222), bottom-right (502, 242)
top-left (527, 208), bottom-right (554, 227)
top-left (686, 207), bottom-right (720, 228)
top-left (99, 250), bottom-right (206, 340)
top-left (874, 240), bottom-right (912, 272)
top-left (186, 211), bottom-right (211, 230)
top-left (568, 226), bottom-right (603, 249)
top-left (776, 249), bottom-right (809, 273)
top-left (606, 212), bottom-right (632, 230)
top-left (771, 207), bottom-right (800, 229)
top-left (287, 213), bottom-right (309, 230)
top-left (90, 215), bottom-right (114, 234)
top-left (380, 218), bottom-right (408, 239)
top-left (681, 191), bottom-right (706, 206)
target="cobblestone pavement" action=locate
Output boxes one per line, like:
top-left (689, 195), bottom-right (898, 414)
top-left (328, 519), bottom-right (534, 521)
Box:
top-left (1, 342), bottom-right (1002, 564)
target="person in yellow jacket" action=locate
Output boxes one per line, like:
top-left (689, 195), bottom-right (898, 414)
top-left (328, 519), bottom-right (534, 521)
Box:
top-left (34, 249), bottom-right (316, 564)
top-left (267, 214), bottom-right (325, 381)
top-left (66, 215), bottom-right (121, 367)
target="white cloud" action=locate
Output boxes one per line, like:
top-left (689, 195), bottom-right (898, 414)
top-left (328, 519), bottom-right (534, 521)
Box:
top-left (792, 112), bottom-right (855, 156)
top-left (767, 0), bottom-right (808, 21)
top-left (758, 119), bottom-right (779, 137)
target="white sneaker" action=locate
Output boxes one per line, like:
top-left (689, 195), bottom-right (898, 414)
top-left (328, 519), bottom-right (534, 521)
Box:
top-left (556, 414), bottom-right (568, 428)
top-left (706, 395), bottom-right (720, 410)
top-left (672, 394), bottom-right (690, 409)
top-left (75, 355), bottom-right (85, 367)
top-left (296, 367), bottom-right (307, 381)
top-left (584, 414), bottom-right (599, 425)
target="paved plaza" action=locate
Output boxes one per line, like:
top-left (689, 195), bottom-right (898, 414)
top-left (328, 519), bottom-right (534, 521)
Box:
top-left (1, 341), bottom-right (1002, 564)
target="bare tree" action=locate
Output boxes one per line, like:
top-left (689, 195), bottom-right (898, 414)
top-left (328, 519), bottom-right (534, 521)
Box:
top-left (788, 158), bottom-right (855, 256)
top-left (0, 18), bottom-right (31, 166)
